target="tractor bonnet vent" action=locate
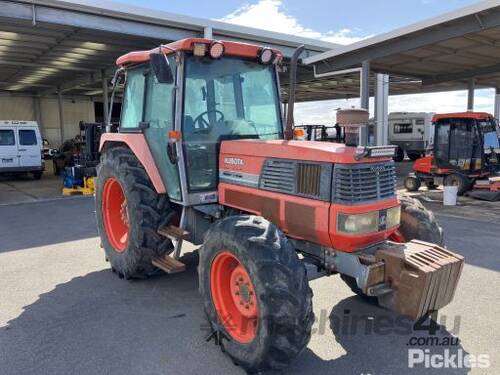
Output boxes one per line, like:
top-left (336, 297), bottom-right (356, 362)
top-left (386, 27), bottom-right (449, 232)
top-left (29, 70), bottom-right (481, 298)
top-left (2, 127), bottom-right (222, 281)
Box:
top-left (259, 158), bottom-right (332, 201)
top-left (297, 163), bottom-right (321, 196)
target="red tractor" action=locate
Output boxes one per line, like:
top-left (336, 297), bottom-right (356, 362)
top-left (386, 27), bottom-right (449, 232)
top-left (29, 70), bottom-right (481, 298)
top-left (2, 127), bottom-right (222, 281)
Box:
top-left (405, 112), bottom-right (500, 195)
top-left (96, 38), bottom-right (463, 372)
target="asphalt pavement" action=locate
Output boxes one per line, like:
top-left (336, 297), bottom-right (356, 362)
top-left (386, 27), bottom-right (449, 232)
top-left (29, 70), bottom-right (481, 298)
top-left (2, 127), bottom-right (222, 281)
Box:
top-left (0, 197), bottom-right (499, 375)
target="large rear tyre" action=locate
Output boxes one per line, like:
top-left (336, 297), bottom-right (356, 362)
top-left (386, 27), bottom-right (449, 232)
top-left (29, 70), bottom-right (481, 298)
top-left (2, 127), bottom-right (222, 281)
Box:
top-left (391, 194), bottom-right (444, 246)
top-left (444, 173), bottom-right (471, 196)
top-left (96, 146), bottom-right (174, 279)
top-left (199, 215), bottom-right (314, 373)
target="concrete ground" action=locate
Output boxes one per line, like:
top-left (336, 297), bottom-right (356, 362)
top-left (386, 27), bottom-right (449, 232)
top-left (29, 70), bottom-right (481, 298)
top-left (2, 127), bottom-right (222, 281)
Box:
top-left (1, 191), bottom-right (499, 374)
top-left (0, 161), bottom-right (63, 205)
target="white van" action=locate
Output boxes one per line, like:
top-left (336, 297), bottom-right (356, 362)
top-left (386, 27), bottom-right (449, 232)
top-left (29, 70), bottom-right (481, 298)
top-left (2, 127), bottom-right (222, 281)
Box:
top-left (388, 112), bottom-right (434, 162)
top-left (0, 121), bottom-right (44, 179)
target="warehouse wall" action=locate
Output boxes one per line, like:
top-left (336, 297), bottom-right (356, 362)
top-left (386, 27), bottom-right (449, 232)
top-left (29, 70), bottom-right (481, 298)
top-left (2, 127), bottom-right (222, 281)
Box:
top-left (0, 95), bottom-right (96, 147)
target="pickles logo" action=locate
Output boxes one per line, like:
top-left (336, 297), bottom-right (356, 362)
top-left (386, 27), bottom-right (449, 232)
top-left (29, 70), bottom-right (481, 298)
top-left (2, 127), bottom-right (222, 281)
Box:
top-left (224, 157), bottom-right (244, 166)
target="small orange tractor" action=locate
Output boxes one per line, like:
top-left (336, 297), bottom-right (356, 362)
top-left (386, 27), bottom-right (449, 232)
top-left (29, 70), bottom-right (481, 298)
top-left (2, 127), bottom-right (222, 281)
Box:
top-left (405, 112), bottom-right (500, 196)
top-left (96, 38), bottom-right (464, 372)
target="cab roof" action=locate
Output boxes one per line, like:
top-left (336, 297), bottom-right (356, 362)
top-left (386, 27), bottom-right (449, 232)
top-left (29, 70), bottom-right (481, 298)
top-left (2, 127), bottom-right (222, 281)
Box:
top-left (116, 38), bottom-right (283, 66)
top-left (432, 112), bottom-right (493, 122)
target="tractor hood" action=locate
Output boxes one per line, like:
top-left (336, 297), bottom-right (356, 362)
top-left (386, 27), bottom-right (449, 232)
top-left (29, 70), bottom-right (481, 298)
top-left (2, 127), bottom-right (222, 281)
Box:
top-left (220, 139), bottom-right (390, 164)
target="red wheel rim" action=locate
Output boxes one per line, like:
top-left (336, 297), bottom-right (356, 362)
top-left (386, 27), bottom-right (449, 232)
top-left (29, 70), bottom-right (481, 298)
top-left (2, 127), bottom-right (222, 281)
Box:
top-left (389, 229), bottom-right (406, 243)
top-left (210, 251), bottom-right (259, 343)
top-left (102, 177), bottom-right (129, 252)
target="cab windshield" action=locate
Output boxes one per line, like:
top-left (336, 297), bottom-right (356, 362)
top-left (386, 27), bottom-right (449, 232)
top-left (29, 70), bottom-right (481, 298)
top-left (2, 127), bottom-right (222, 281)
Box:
top-left (182, 55), bottom-right (282, 191)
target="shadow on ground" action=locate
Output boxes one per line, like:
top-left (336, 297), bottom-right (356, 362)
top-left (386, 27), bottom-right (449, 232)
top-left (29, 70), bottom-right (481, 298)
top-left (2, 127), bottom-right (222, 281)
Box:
top-left (291, 296), bottom-right (469, 375)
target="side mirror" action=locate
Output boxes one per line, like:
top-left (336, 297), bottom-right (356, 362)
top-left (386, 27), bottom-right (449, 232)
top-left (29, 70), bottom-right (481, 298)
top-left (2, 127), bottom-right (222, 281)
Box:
top-left (150, 53), bottom-right (174, 84)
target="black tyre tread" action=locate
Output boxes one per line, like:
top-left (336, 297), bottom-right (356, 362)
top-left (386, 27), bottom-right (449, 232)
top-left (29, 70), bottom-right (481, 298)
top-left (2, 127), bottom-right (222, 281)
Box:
top-left (198, 215), bottom-right (314, 373)
top-left (397, 193), bottom-right (444, 246)
top-left (96, 146), bottom-right (174, 278)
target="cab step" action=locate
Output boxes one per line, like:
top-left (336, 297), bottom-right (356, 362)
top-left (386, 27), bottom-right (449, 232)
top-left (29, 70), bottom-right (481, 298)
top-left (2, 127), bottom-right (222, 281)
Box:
top-left (152, 254), bottom-right (186, 274)
top-left (158, 225), bottom-right (189, 240)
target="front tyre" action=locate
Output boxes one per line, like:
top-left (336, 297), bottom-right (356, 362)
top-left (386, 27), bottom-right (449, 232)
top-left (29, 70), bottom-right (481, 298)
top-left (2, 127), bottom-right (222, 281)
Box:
top-left (391, 194), bottom-right (444, 246)
top-left (96, 146), bottom-right (174, 279)
top-left (199, 215), bottom-right (314, 373)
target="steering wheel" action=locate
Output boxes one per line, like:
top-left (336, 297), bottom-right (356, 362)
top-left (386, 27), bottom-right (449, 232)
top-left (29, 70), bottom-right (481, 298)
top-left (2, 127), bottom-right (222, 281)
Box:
top-left (193, 110), bottom-right (225, 131)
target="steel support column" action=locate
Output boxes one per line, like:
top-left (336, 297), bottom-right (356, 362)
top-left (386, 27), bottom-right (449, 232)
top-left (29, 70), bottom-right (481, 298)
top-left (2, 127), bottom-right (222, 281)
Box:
top-left (203, 26), bottom-right (213, 39)
top-left (101, 69), bottom-right (109, 131)
top-left (495, 87), bottom-right (500, 120)
top-left (359, 60), bottom-right (371, 146)
top-left (360, 60), bottom-right (370, 110)
top-left (33, 95), bottom-right (43, 137)
top-left (467, 78), bottom-right (475, 111)
top-left (57, 88), bottom-right (64, 145)
top-left (375, 74), bottom-right (389, 146)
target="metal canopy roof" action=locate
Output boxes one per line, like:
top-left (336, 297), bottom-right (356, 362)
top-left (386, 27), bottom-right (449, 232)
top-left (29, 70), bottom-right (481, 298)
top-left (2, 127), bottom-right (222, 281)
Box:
top-left (302, 0), bottom-right (500, 97)
top-left (0, 0), bottom-right (337, 99)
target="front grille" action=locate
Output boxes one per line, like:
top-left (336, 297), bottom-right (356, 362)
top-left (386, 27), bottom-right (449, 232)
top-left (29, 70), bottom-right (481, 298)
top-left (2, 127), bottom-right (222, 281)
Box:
top-left (333, 161), bottom-right (396, 204)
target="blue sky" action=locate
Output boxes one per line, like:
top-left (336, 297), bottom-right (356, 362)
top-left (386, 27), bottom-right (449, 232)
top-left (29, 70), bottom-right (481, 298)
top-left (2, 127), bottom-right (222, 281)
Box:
top-left (116, 0), bottom-right (494, 123)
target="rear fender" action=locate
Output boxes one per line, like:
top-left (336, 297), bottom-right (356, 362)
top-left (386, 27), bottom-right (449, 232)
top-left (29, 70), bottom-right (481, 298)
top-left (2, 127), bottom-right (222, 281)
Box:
top-left (99, 133), bottom-right (166, 194)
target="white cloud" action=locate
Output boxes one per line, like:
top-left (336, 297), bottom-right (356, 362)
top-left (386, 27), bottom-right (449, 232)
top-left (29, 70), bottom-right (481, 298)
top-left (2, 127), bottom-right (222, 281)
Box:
top-left (219, 0), bottom-right (368, 45)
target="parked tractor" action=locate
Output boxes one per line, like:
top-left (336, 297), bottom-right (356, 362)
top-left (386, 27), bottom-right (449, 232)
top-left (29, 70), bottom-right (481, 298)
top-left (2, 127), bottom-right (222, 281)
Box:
top-left (95, 38), bottom-right (464, 372)
top-left (405, 112), bottom-right (500, 195)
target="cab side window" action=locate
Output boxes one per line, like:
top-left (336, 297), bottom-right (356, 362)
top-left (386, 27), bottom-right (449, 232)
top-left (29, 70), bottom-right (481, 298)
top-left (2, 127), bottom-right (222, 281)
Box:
top-left (121, 67), bottom-right (146, 128)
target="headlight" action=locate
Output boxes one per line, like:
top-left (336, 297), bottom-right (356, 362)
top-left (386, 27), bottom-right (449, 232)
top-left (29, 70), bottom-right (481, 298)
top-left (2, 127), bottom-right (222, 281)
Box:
top-left (337, 206), bottom-right (400, 234)
top-left (386, 205), bottom-right (401, 229)
top-left (337, 211), bottom-right (378, 234)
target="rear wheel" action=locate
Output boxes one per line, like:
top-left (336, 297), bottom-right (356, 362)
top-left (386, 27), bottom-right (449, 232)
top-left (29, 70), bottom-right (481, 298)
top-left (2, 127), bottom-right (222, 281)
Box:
top-left (33, 171), bottom-right (42, 180)
top-left (390, 194), bottom-right (444, 246)
top-left (96, 146), bottom-right (174, 279)
top-left (444, 173), bottom-right (471, 196)
top-left (404, 175), bottom-right (421, 191)
top-left (394, 147), bottom-right (404, 162)
top-left (199, 215), bottom-right (313, 373)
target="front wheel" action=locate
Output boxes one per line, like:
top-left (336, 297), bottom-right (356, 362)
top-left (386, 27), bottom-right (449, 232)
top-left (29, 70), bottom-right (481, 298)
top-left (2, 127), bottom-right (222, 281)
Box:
top-left (404, 175), bottom-right (421, 191)
top-left (199, 215), bottom-right (314, 373)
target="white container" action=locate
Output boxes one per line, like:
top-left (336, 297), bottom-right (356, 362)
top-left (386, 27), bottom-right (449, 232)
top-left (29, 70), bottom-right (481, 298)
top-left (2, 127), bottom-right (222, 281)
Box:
top-left (443, 185), bottom-right (458, 206)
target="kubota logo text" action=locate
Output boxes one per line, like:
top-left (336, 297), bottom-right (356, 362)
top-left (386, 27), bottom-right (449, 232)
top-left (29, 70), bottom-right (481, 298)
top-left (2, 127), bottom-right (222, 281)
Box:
top-left (224, 157), bottom-right (244, 166)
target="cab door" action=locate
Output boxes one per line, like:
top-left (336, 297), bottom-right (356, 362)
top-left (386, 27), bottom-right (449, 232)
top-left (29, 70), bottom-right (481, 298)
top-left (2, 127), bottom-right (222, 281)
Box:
top-left (120, 61), bottom-right (181, 202)
top-left (0, 128), bottom-right (19, 169)
top-left (17, 127), bottom-right (41, 168)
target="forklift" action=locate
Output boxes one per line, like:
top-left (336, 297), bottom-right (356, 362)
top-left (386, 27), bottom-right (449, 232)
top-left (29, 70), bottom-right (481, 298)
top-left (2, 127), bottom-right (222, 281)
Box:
top-left (62, 121), bottom-right (103, 195)
top-left (405, 112), bottom-right (500, 197)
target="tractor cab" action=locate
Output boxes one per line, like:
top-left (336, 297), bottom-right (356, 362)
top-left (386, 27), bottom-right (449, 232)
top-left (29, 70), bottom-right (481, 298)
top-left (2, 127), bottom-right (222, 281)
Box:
top-left (433, 112), bottom-right (500, 173)
top-left (112, 39), bottom-right (283, 205)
